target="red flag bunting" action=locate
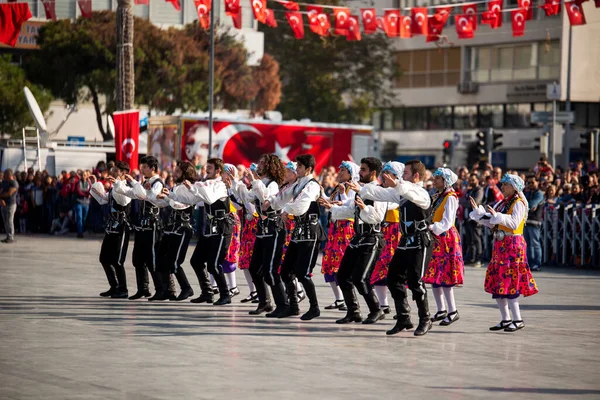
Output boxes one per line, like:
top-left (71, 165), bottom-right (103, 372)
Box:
top-left (333, 7), bottom-right (351, 36)
top-left (41, 0), bottom-right (56, 20)
top-left (251, 0), bottom-right (267, 23)
top-left (307, 8), bottom-right (330, 37)
top-left (265, 9), bottom-right (277, 27)
top-left (434, 7), bottom-right (452, 24)
top-left (346, 15), bottom-right (361, 41)
top-left (511, 8), bottom-right (527, 36)
top-left (482, 0), bottom-right (503, 28)
top-left (0, 3), bottom-right (32, 47)
top-left (410, 8), bottom-right (428, 35)
top-left (285, 11), bottom-right (304, 39)
top-left (376, 16), bottom-right (385, 31)
top-left (426, 15), bottom-right (445, 42)
top-left (166, 0), bottom-right (181, 11)
top-left (225, 0), bottom-right (240, 16)
top-left (360, 8), bottom-right (378, 34)
top-left (400, 14), bottom-right (412, 38)
top-left (540, 0), bottom-right (561, 16)
top-left (113, 111), bottom-right (140, 170)
top-left (455, 14), bottom-right (474, 39)
top-left (518, 0), bottom-right (534, 20)
top-left (277, 0), bottom-right (300, 11)
top-left (231, 10), bottom-right (242, 28)
top-left (383, 10), bottom-right (401, 37)
top-left (463, 4), bottom-right (478, 31)
top-left (77, 0), bottom-right (92, 18)
top-left (194, 0), bottom-right (211, 29)
top-left (134, 0), bottom-right (149, 5)
top-left (565, 0), bottom-right (586, 25)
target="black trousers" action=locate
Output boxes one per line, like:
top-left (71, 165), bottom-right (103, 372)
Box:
top-left (337, 235), bottom-right (382, 314)
top-left (190, 233), bottom-right (232, 296)
top-left (158, 230), bottom-right (192, 294)
top-left (281, 238), bottom-right (321, 309)
top-left (99, 229), bottom-right (130, 292)
top-left (131, 227), bottom-right (162, 293)
top-left (387, 245), bottom-right (433, 321)
top-left (464, 220), bottom-right (483, 262)
top-left (249, 230), bottom-right (286, 306)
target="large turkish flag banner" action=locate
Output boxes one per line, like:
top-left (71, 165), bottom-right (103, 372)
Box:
top-left (113, 110), bottom-right (140, 169)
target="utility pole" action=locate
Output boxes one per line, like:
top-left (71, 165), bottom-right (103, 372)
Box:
top-left (116, 0), bottom-right (134, 112)
top-left (208, 0), bottom-right (216, 158)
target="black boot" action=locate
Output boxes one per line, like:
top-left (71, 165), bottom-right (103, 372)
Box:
top-left (213, 272), bottom-right (232, 305)
top-left (362, 290), bottom-right (384, 324)
top-left (278, 281), bottom-right (300, 318)
top-left (386, 317), bottom-right (415, 335)
top-left (266, 282), bottom-right (289, 318)
top-left (114, 263), bottom-right (128, 294)
top-left (176, 287), bottom-right (194, 301)
top-left (99, 288), bottom-right (116, 297)
top-left (148, 291), bottom-right (169, 301)
top-left (128, 290), bottom-right (151, 300)
top-left (299, 279), bottom-right (320, 321)
top-left (190, 292), bottom-right (214, 303)
top-left (131, 265), bottom-right (150, 300)
top-left (414, 318), bottom-right (432, 336)
top-left (413, 295), bottom-right (432, 336)
top-left (336, 311), bottom-right (363, 324)
top-left (249, 302), bottom-right (274, 315)
top-left (386, 297), bottom-right (413, 335)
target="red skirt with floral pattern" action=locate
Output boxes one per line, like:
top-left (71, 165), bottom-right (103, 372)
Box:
top-left (423, 226), bottom-right (464, 287)
top-left (238, 216), bottom-right (258, 270)
top-left (321, 220), bottom-right (354, 277)
top-left (370, 222), bottom-right (400, 285)
top-left (225, 212), bottom-right (241, 264)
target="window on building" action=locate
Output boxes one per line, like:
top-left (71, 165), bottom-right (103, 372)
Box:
top-left (371, 111), bottom-right (382, 130)
top-left (506, 103), bottom-right (531, 128)
top-left (395, 48), bottom-right (461, 89)
top-left (573, 103), bottom-right (587, 127)
top-left (429, 107), bottom-right (453, 129)
top-left (404, 108), bottom-right (428, 130)
top-left (470, 41), bottom-right (560, 83)
top-left (533, 102), bottom-right (553, 112)
top-left (479, 105), bottom-right (504, 128)
top-left (383, 110), bottom-right (394, 130)
top-left (393, 109), bottom-right (404, 130)
top-left (454, 106), bottom-right (477, 129)
top-left (588, 103), bottom-right (600, 128)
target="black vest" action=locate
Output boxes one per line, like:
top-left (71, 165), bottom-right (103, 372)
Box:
top-left (204, 197), bottom-right (234, 236)
top-left (353, 197), bottom-right (383, 236)
top-left (137, 178), bottom-right (163, 230)
top-left (398, 199), bottom-right (431, 249)
top-left (165, 205), bottom-right (194, 234)
top-left (291, 179), bottom-right (321, 242)
top-left (105, 188), bottom-right (130, 233)
top-left (255, 180), bottom-right (284, 238)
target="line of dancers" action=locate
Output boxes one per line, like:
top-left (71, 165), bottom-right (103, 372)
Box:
top-left (91, 154), bottom-right (538, 336)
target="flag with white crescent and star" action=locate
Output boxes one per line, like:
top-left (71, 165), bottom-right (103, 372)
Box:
top-left (511, 8), bottom-right (527, 36)
top-left (481, 0), bottom-right (503, 28)
top-left (383, 10), bottom-right (401, 37)
top-left (307, 6), bottom-right (330, 37)
top-left (334, 7), bottom-right (351, 35)
top-left (540, 0), bottom-right (561, 16)
top-left (251, 0), bottom-right (267, 23)
top-left (113, 110), bottom-right (140, 170)
top-left (565, 0), bottom-right (587, 25)
top-left (455, 14), bottom-right (475, 39)
top-left (285, 11), bottom-right (304, 39)
top-left (360, 8), bottom-right (378, 34)
top-left (194, 0), bottom-right (211, 29)
top-left (410, 8), bottom-right (428, 35)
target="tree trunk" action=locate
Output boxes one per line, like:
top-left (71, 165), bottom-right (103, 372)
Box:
top-left (90, 87), bottom-right (111, 141)
top-left (116, 0), bottom-right (134, 111)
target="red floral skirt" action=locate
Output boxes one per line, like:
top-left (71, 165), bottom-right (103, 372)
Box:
top-left (423, 226), bottom-right (464, 287)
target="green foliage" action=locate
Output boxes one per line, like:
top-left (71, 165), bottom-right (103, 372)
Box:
top-left (0, 55), bottom-right (53, 137)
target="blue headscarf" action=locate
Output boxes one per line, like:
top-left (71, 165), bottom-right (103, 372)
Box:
top-left (339, 161), bottom-right (360, 182)
top-left (249, 163), bottom-right (258, 172)
top-left (285, 161), bottom-right (297, 174)
top-left (500, 173), bottom-right (525, 192)
top-left (382, 161), bottom-right (405, 178)
top-left (433, 168), bottom-right (458, 188)
top-left (224, 163), bottom-right (237, 179)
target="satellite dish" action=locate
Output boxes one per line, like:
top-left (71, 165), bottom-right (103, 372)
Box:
top-left (23, 86), bottom-right (77, 147)
top-left (107, 114), bottom-right (115, 139)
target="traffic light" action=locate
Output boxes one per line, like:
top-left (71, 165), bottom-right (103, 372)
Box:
top-left (492, 131), bottom-right (503, 150)
top-left (534, 133), bottom-right (549, 156)
top-left (476, 131), bottom-right (487, 158)
top-left (442, 140), bottom-right (454, 165)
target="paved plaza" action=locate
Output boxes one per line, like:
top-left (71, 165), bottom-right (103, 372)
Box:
top-left (1, 235), bottom-right (599, 400)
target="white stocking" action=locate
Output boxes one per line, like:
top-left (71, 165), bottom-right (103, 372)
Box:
top-left (374, 285), bottom-right (389, 307)
top-left (495, 298), bottom-right (511, 321)
top-left (442, 286), bottom-right (457, 313)
top-left (225, 271), bottom-right (237, 290)
top-left (329, 282), bottom-right (344, 301)
top-left (243, 269), bottom-right (255, 293)
top-left (295, 278), bottom-right (303, 293)
top-left (508, 298), bottom-right (522, 321)
top-left (432, 287), bottom-right (446, 313)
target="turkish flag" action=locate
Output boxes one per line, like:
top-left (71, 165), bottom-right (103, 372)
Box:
top-left (565, 1), bottom-right (586, 25)
top-left (77, 0), bottom-right (92, 18)
top-left (434, 7), bottom-right (451, 24)
top-left (41, 0), bottom-right (56, 20)
top-left (455, 15), bottom-right (474, 39)
top-left (265, 9), bottom-right (277, 27)
top-left (307, 8), bottom-right (330, 37)
top-left (277, 0), bottom-right (299, 11)
top-left (426, 15), bottom-right (445, 42)
top-left (400, 15), bottom-right (412, 38)
top-left (411, 8), bottom-right (428, 35)
top-left (463, 4), bottom-right (478, 30)
top-left (225, 0), bottom-right (240, 16)
top-left (346, 15), bottom-right (361, 41)
top-left (134, 0), bottom-right (149, 4)
top-left (383, 10), bottom-right (401, 37)
top-left (194, 0), bottom-right (211, 29)
top-left (251, 0), bottom-right (267, 23)
top-left (334, 7), bottom-right (351, 36)
top-left (113, 111), bottom-right (140, 170)
top-left (166, 0), bottom-right (181, 11)
top-left (0, 3), bottom-right (31, 47)
top-left (231, 11), bottom-right (242, 28)
top-left (285, 11), bottom-right (304, 39)
top-left (376, 17), bottom-right (385, 31)
top-left (518, 0), bottom-right (534, 20)
top-left (361, 8), bottom-right (378, 34)
top-left (540, 0), bottom-right (561, 15)
top-left (482, 0), bottom-right (503, 28)
top-left (511, 9), bottom-right (527, 36)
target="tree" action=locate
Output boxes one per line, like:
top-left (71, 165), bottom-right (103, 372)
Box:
top-left (260, 3), bottom-right (399, 123)
top-left (0, 55), bottom-right (53, 138)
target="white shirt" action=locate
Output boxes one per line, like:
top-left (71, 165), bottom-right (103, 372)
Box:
top-left (332, 181), bottom-right (386, 224)
top-left (90, 181), bottom-right (131, 207)
top-left (113, 175), bottom-right (163, 207)
top-left (171, 178), bottom-right (228, 206)
top-left (469, 200), bottom-right (526, 230)
top-left (280, 176), bottom-right (321, 215)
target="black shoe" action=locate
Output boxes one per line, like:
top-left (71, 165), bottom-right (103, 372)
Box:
top-left (176, 288), bottom-right (194, 301)
top-left (168, 293), bottom-right (178, 301)
top-left (300, 307), bottom-right (321, 321)
top-left (362, 309), bottom-right (385, 324)
top-left (249, 303), bottom-right (274, 315)
top-left (229, 287), bottom-right (241, 297)
top-left (128, 291), bottom-right (151, 300)
top-left (386, 319), bottom-right (414, 335)
top-left (431, 310), bottom-right (448, 322)
top-left (381, 306), bottom-right (391, 314)
top-left (241, 291), bottom-right (258, 303)
top-left (336, 312), bottom-right (363, 324)
top-left (1, 238), bottom-right (14, 243)
top-left (489, 320), bottom-right (513, 331)
top-left (99, 288), bottom-right (115, 297)
top-left (277, 306), bottom-right (300, 318)
top-left (148, 292), bottom-right (169, 301)
top-left (110, 291), bottom-right (129, 299)
top-left (440, 311), bottom-right (460, 326)
top-left (265, 307), bottom-right (286, 318)
top-left (213, 296), bottom-right (232, 305)
top-left (414, 318), bottom-right (433, 336)
top-left (190, 293), bottom-right (214, 304)
top-left (504, 320), bottom-right (525, 332)
top-left (211, 286), bottom-right (219, 295)
top-left (297, 290), bottom-right (306, 303)
top-left (325, 300), bottom-right (346, 310)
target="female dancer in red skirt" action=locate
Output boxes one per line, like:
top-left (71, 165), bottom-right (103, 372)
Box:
top-left (424, 168), bottom-right (464, 326)
top-left (469, 173), bottom-right (538, 332)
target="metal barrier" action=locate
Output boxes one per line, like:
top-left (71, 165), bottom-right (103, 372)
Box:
top-left (541, 203), bottom-right (600, 267)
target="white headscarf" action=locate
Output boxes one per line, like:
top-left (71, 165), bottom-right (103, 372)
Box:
top-left (339, 161), bottom-right (360, 182)
top-left (285, 161), bottom-right (297, 174)
top-left (433, 167), bottom-right (458, 188)
top-left (224, 163), bottom-right (238, 179)
top-left (500, 173), bottom-right (529, 217)
top-left (382, 161), bottom-right (405, 178)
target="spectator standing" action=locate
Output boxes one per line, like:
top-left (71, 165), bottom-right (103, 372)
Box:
top-left (461, 173), bottom-right (484, 265)
top-left (524, 175), bottom-right (544, 271)
top-left (0, 169), bottom-right (19, 243)
top-left (29, 176), bottom-right (44, 232)
top-left (74, 170), bottom-right (91, 238)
